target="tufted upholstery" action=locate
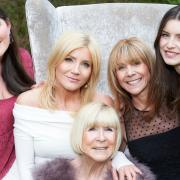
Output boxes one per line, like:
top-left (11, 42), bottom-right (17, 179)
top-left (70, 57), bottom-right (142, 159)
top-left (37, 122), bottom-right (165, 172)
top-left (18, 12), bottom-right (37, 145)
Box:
top-left (25, 0), bottom-right (174, 94)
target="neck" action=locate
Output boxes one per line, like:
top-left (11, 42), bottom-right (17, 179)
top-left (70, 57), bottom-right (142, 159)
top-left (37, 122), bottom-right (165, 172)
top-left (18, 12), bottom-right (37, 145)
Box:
top-left (175, 65), bottom-right (180, 74)
top-left (72, 156), bottom-right (110, 180)
top-left (132, 92), bottom-right (149, 111)
top-left (54, 86), bottom-right (81, 111)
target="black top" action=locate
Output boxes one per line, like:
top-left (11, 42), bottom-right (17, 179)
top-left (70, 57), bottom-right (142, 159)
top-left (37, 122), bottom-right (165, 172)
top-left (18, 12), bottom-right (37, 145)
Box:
top-left (125, 103), bottom-right (180, 180)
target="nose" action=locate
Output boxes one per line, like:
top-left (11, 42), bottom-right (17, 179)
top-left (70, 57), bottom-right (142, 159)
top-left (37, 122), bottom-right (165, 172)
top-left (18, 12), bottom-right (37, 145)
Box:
top-left (166, 37), bottom-right (176, 49)
top-left (126, 65), bottom-right (135, 76)
top-left (71, 62), bottom-right (80, 75)
top-left (97, 128), bottom-right (106, 142)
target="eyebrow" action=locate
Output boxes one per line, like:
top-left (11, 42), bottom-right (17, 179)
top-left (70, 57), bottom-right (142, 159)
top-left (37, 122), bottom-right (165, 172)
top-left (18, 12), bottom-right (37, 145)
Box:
top-left (66, 55), bottom-right (91, 63)
top-left (65, 55), bottom-right (75, 59)
top-left (162, 30), bottom-right (180, 36)
top-left (162, 30), bottom-right (169, 33)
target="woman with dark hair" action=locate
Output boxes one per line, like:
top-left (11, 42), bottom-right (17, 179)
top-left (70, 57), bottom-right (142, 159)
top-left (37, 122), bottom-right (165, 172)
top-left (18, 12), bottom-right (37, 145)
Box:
top-left (153, 5), bottom-right (180, 116)
top-left (0, 8), bottom-right (34, 179)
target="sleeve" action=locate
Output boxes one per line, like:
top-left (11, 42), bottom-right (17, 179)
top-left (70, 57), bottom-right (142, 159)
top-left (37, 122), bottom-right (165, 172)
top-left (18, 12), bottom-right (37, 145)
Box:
top-left (112, 151), bottom-right (134, 169)
top-left (14, 111), bottom-right (35, 180)
top-left (18, 48), bottom-right (34, 79)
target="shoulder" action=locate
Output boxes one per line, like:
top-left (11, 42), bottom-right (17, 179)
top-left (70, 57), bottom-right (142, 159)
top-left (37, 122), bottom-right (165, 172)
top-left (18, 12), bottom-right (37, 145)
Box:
top-left (33, 158), bottom-right (75, 180)
top-left (18, 48), bottom-right (34, 78)
top-left (16, 87), bottom-right (42, 107)
top-left (18, 48), bottom-right (31, 59)
top-left (93, 92), bottom-right (114, 107)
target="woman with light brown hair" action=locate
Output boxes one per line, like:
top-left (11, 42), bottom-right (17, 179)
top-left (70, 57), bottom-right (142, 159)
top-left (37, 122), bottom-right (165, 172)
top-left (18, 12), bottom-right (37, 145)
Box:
top-left (108, 37), bottom-right (180, 180)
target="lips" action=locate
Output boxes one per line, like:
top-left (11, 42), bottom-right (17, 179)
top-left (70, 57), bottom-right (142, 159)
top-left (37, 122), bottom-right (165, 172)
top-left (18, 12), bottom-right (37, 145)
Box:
top-left (164, 50), bottom-right (179, 58)
top-left (66, 76), bottom-right (80, 82)
top-left (127, 78), bottom-right (141, 85)
top-left (93, 147), bottom-right (107, 150)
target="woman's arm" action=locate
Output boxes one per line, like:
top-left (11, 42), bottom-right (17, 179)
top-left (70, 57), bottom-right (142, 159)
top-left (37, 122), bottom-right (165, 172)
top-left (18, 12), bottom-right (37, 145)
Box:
top-left (13, 90), bottom-right (40, 180)
top-left (14, 126), bottom-right (34, 180)
top-left (19, 48), bottom-right (34, 79)
top-left (112, 110), bottom-right (142, 180)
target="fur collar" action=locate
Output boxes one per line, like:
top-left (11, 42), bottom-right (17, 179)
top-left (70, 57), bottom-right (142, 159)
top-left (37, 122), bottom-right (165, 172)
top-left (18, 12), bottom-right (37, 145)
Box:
top-left (33, 156), bottom-right (156, 180)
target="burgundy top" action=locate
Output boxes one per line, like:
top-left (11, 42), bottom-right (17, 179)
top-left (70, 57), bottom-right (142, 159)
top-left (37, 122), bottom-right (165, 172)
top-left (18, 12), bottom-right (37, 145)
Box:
top-left (0, 48), bottom-right (34, 179)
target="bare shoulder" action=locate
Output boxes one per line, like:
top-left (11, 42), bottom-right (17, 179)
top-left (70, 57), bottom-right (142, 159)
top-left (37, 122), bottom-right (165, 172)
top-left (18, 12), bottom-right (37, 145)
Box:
top-left (93, 92), bottom-right (114, 107)
top-left (16, 87), bottom-right (42, 107)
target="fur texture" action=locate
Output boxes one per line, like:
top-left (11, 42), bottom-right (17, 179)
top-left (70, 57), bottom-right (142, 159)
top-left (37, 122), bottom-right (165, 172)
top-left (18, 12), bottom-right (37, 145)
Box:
top-left (129, 156), bottom-right (156, 180)
top-left (33, 158), bottom-right (75, 180)
top-left (33, 156), bottom-right (156, 180)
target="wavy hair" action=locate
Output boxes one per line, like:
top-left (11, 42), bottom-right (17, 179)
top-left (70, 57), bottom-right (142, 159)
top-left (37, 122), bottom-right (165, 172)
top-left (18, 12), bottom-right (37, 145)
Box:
top-left (40, 32), bottom-right (101, 109)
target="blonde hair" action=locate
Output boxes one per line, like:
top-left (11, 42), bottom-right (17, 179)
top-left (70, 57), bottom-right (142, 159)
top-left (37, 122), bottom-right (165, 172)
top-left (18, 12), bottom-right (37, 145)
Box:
top-left (71, 102), bottom-right (121, 159)
top-left (108, 37), bottom-right (155, 112)
top-left (40, 31), bottom-right (101, 109)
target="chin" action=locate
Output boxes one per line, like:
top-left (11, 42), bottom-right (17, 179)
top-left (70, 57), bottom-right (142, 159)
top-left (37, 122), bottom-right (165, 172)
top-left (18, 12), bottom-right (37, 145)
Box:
top-left (92, 156), bottom-right (111, 162)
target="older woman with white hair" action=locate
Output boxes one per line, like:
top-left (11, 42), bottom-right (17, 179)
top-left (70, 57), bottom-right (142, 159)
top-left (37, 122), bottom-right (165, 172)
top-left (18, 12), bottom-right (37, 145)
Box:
top-left (34, 102), bottom-right (155, 180)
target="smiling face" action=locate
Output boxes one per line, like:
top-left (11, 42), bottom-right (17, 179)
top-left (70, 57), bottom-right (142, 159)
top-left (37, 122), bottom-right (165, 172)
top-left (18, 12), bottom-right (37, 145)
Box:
top-left (116, 59), bottom-right (150, 99)
top-left (159, 19), bottom-right (180, 67)
top-left (55, 47), bottom-right (92, 92)
top-left (0, 18), bottom-right (11, 60)
top-left (82, 125), bottom-right (117, 162)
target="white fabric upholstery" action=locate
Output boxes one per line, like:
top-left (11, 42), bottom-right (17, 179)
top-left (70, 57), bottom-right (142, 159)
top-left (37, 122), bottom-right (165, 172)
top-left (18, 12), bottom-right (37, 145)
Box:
top-left (25, 0), bottom-right (174, 94)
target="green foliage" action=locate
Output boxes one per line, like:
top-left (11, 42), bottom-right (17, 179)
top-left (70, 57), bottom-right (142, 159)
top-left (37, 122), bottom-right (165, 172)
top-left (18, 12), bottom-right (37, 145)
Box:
top-left (0, 0), bottom-right (28, 49)
top-left (0, 0), bottom-right (178, 50)
top-left (167, 0), bottom-right (180, 4)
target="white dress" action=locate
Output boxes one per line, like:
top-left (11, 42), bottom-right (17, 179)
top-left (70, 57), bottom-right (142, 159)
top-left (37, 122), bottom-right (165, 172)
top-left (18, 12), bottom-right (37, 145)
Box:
top-left (13, 103), bottom-right (76, 180)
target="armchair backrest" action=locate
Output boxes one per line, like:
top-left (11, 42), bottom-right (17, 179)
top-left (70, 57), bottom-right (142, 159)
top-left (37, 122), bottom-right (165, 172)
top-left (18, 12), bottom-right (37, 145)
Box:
top-left (25, 0), bottom-right (174, 94)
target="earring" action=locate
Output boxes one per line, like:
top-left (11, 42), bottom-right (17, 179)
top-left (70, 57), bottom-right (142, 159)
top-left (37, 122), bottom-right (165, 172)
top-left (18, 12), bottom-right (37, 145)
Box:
top-left (84, 84), bottom-right (88, 89)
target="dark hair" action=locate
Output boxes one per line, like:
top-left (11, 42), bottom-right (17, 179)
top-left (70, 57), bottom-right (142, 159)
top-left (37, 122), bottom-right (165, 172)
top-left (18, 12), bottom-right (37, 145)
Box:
top-left (151, 5), bottom-right (180, 115)
top-left (0, 8), bottom-right (35, 96)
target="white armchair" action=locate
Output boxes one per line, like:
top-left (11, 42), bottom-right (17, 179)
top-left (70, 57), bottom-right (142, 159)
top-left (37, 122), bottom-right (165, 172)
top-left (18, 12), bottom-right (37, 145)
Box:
top-left (25, 0), bottom-right (174, 94)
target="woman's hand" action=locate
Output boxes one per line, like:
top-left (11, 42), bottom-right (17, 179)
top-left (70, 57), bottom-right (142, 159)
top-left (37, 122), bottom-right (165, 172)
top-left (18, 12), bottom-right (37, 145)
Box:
top-left (112, 164), bottom-right (142, 180)
top-left (112, 151), bottom-right (142, 180)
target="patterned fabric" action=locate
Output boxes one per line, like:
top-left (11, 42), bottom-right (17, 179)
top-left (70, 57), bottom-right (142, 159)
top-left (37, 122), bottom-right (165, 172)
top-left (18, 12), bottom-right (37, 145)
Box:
top-left (125, 104), bottom-right (180, 180)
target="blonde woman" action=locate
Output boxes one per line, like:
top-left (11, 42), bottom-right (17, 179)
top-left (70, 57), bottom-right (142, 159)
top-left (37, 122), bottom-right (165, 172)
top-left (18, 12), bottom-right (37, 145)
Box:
top-left (34, 102), bottom-right (155, 180)
top-left (13, 32), bottom-right (113, 180)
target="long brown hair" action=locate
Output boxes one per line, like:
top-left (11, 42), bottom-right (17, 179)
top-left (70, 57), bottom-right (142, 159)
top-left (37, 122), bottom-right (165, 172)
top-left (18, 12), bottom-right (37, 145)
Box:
top-left (0, 8), bottom-right (34, 95)
top-left (152, 5), bottom-right (180, 115)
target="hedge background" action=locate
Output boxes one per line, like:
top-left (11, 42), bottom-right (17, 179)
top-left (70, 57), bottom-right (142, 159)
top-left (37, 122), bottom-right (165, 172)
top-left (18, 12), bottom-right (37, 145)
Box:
top-left (0, 0), bottom-right (179, 50)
